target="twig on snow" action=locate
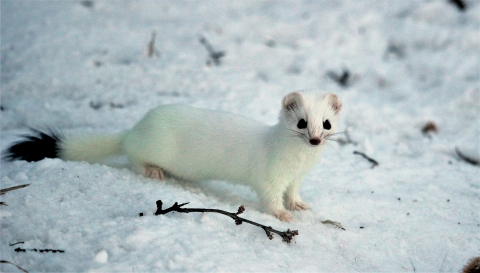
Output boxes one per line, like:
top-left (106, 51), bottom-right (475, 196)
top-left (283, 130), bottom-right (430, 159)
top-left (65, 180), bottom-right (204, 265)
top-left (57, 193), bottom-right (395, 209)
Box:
top-left (321, 220), bottom-right (345, 230)
top-left (148, 200), bottom-right (299, 243)
top-left (13, 247), bottom-right (65, 254)
top-left (455, 147), bottom-right (479, 166)
top-left (344, 130), bottom-right (358, 145)
top-left (449, 0), bottom-right (467, 12)
top-left (0, 184), bottom-right (30, 195)
top-left (1, 184), bottom-right (30, 206)
top-left (0, 260), bottom-right (28, 273)
top-left (80, 0), bottom-right (94, 8)
top-left (199, 36), bottom-right (226, 66)
top-left (147, 31), bottom-right (160, 58)
top-left (421, 121), bottom-right (437, 138)
top-left (327, 68), bottom-right (353, 87)
top-left (9, 242), bottom-right (25, 246)
top-left (336, 130), bottom-right (358, 146)
top-left (353, 151), bottom-right (379, 169)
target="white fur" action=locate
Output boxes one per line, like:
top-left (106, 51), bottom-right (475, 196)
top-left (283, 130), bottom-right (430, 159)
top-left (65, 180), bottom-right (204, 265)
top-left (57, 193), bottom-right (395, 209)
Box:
top-left (59, 92), bottom-right (342, 221)
top-left (60, 134), bottom-right (123, 163)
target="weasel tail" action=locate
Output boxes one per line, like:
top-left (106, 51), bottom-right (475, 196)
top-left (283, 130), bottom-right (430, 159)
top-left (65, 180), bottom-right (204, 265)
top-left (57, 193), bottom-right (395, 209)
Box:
top-left (3, 91), bottom-right (342, 222)
top-left (3, 129), bottom-right (123, 164)
top-left (60, 133), bottom-right (123, 163)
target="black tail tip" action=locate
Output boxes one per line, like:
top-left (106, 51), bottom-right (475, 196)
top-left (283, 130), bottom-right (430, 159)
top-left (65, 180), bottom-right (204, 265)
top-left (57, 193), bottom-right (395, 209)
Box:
top-left (2, 128), bottom-right (64, 162)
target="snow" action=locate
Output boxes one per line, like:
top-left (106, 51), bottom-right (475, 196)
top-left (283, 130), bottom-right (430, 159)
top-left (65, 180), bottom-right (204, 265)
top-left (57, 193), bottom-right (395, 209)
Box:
top-left (1, 0), bottom-right (479, 272)
top-left (94, 250), bottom-right (109, 264)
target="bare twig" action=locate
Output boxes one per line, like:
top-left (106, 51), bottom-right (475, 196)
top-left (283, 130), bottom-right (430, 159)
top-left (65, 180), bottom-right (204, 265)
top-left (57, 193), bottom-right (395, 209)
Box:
top-left (150, 200), bottom-right (299, 243)
top-left (344, 130), bottom-right (357, 145)
top-left (9, 242), bottom-right (24, 246)
top-left (80, 0), bottom-right (94, 8)
top-left (353, 151), bottom-right (379, 169)
top-left (449, 0), bottom-right (467, 12)
top-left (0, 260), bottom-right (28, 273)
top-left (336, 130), bottom-right (358, 146)
top-left (321, 220), bottom-right (345, 230)
top-left (410, 258), bottom-right (417, 272)
top-left (327, 68), bottom-right (351, 87)
top-left (147, 31), bottom-right (160, 58)
top-left (199, 36), bottom-right (226, 66)
top-left (0, 184), bottom-right (30, 195)
top-left (455, 147), bottom-right (479, 166)
top-left (421, 121), bottom-right (437, 135)
top-left (422, 121), bottom-right (437, 139)
top-left (14, 247), bottom-right (65, 253)
top-left (89, 101), bottom-right (103, 110)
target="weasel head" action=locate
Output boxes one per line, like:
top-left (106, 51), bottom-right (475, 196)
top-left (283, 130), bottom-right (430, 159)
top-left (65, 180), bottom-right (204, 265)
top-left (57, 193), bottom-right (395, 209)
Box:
top-left (280, 91), bottom-right (342, 147)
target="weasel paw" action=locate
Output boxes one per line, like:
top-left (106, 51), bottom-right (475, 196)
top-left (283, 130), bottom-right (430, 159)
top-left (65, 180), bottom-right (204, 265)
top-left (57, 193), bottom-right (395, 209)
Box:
top-left (273, 210), bottom-right (294, 222)
top-left (144, 165), bottom-right (165, 180)
top-left (287, 201), bottom-right (309, 211)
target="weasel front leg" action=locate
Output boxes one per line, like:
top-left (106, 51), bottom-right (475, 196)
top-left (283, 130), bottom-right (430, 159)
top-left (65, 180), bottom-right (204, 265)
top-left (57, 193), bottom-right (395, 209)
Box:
top-left (285, 179), bottom-right (309, 211)
top-left (257, 180), bottom-right (294, 222)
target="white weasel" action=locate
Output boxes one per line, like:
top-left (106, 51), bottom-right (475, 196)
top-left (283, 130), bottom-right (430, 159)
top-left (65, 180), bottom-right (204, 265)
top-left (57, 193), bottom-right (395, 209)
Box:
top-left (8, 91), bottom-right (342, 222)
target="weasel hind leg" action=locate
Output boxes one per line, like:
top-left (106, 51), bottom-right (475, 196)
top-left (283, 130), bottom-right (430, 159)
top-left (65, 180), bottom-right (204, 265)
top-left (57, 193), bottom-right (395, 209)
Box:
top-left (144, 164), bottom-right (165, 180)
top-left (131, 161), bottom-right (165, 180)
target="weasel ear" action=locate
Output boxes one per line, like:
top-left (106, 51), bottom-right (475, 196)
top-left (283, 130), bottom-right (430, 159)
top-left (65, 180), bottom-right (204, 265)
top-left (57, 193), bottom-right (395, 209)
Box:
top-left (324, 93), bottom-right (342, 115)
top-left (282, 92), bottom-right (303, 112)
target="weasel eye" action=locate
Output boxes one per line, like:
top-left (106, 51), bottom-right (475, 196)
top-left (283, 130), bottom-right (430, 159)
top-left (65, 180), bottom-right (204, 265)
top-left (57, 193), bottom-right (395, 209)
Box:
top-left (323, 120), bottom-right (331, 130)
top-left (297, 119), bottom-right (307, 129)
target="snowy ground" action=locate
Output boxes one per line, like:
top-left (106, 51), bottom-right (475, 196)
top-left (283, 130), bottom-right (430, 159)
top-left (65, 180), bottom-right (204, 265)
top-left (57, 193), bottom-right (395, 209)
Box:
top-left (1, 0), bottom-right (479, 272)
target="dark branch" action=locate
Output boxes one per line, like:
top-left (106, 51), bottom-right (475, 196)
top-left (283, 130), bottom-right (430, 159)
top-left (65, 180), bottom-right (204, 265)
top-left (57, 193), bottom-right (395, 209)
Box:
top-left (455, 147), bottom-right (479, 166)
top-left (353, 151), bottom-right (379, 169)
top-left (0, 260), bottom-right (28, 273)
top-left (334, 130), bottom-right (358, 146)
top-left (449, 0), bottom-right (467, 12)
top-left (150, 200), bottom-right (299, 243)
top-left (13, 247), bottom-right (65, 253)
top-left (0, 184), bottom-right (30, 195)
top-left (327, 68), bottom-right (351, 87)
top-left (199, 36), bottom-right (226, 66)
top-left (343, 130), bottom-right (357, 145)
top-left (421, 121), bottom-right (438, 138)
top-left (147, 30), bottom-right (160, 58)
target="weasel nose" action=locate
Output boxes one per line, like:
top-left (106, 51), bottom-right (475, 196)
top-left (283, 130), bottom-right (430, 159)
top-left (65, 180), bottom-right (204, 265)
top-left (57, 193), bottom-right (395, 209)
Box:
top-left (309, 138), bottom-right (321, 146)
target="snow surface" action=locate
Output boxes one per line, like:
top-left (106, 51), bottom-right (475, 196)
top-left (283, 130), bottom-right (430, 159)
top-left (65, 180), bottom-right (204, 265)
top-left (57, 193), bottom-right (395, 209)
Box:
top-left (1, 0), bottom-right (479, 272)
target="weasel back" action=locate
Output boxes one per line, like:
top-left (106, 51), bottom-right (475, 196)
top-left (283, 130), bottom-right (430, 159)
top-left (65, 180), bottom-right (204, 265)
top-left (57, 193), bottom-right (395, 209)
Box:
top-left (121, 104), bottom-right (269, 183)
